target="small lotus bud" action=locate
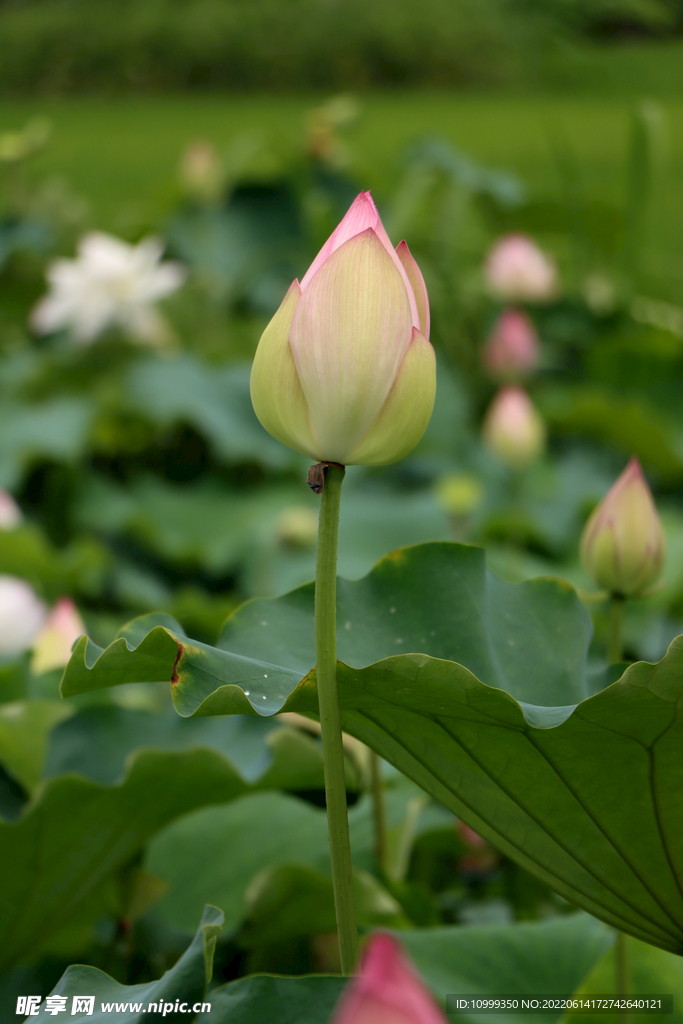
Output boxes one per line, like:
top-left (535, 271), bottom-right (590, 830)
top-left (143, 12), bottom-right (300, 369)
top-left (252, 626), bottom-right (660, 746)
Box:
top-left (482, 386), bottom-right (545, 468)
top-left (484, 234), bottom-right (557, 302)
top-left (276, 505), bottom-right (319, 548)
top-left (0, 489), bottom-right (22, 529)
top-left (179, 139), bottom-right (223, 202)
top-left (331, 933), bottom-right (448, 1024)
top-left (434, 474), bottom-right (482, 517)
top-left (0, 576), bottom-right (47, 657)
top-left (456, 822), bottom-right (498, 875)
top-left (482, 308), bottom-right (540, 379)
top-left (250, 192), bottom-right (436, 467)
top-left (580, 458), bottom-right (665, 597)
top-left (31, 597), bottom-right (86, 674)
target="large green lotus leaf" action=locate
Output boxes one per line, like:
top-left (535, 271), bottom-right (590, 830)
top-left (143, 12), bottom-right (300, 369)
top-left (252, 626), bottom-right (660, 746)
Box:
top-left (75, 473), bottom-right (449, 595)
top-left (44, 701), bottom-right (360, 792)
top-left (574, 932), bottom-right (683, 1024)
top-left (246, 485), bottom-right (450, 598)
top-left (239, 862), bottom-right (404, 948)
top-left (0, 700), bottom-right (73, 792)
top-left (201, 913), bottom-right (610, 1024)
top-left (399, 914), bottom-right (613, 1024)
top-left (75, 474), bottom-right (306, 576)
top-left (0, 524), bottom-right (109, 601)
top-left (126, 356), bottom-right (299, 470)
top-left (60, 543), bottom-right (683, 953)
top-left (36, 912), bottom-right (613, 1024)
top-left (33, 905), bottom-right (223, 1022)
top-left (145, 785), bottom-right (419, 934)
top-left (0, 749), bottom-right (247, 972)
top-left (0, 397), bottom-right (94, 489)
top-left (538, 385), bottom-right (683, 484)
top-left (195, 975), bottom-right (346, 1024)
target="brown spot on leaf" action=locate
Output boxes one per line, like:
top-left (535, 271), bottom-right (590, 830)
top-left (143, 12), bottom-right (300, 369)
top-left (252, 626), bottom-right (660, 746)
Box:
top-left (171, 642), bottom-right (184, 684)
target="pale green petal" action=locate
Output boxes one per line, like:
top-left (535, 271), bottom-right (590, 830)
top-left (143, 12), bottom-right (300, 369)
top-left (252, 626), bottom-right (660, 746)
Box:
top-left (249, 281), bottom-right (321, 460)
top-left (396, 240), bottom-right (430, 339)
top-left (346, 328), bottom-right (436, 466)
top-left (290, 229), bottom-right (413, 464)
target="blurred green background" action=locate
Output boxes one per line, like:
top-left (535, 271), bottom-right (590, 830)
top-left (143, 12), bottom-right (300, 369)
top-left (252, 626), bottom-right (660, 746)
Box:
top-left (2, 1), bottom-right (683, 1016)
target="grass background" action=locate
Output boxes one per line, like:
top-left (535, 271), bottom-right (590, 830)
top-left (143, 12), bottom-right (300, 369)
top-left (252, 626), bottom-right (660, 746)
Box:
top-left (2, 55), bottom-right (683, 295)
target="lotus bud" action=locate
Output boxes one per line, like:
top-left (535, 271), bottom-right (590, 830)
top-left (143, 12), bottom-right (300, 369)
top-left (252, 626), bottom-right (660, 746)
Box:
top-left (0, 576), bottom-right (47, 658)
top-left (580, 458), bottom-right (665, 597)
top-left (0, 489), bottom-right (22, 529)
top-left (434, 473), bottom-right (482, 517)
top-left (456, 821), bottom-right (498, 875)
top-left (31, 597), bottom-right (86, 674)
top-left (482, 308), bottom-right (540, 380)
top-left (482, 386), bottom-right (545, 468)
top-left (331, 933), bottom-right (448, 1024)
top-left (179, 139), bottom-right (223, 203)
top-left (484, 234), bottom-right (557, 302)
top-left (250, 192), bottom-right (436, 466)
top-left (276, 505), bottom-right (319, 548)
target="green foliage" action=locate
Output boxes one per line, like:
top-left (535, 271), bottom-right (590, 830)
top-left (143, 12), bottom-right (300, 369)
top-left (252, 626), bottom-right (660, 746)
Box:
top-left (35, 909), bottom-right (616, 1023)
top-left (576, 933), bottom-right (683, 1024)
top-left (0, 0), bottom-right (531, 93)
top-left (31, 905), bottom-right (223, 1022)
top-left (0, 0), bottom-right (681, 94)
top-left (398, 914), bottom-right (614, 1018)
top-left (0, 750), bottom-right (246, 972)
top-left (3, 81), bottom-right (683, 1007)
top-left (61, 543), bottom-right (683, 954)
top-left (196, 974), bottom-right (346, 1024)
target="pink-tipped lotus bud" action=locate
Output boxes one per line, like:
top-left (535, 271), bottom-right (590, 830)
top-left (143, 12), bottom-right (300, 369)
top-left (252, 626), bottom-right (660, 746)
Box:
top-left (0, 576), bottom-right (47, 657)
top-left (0, 489), bottom-right (22, 529)
top-left (31, 597), bottom-right (86, 674)
top-left (482, 308), bottom-right (540, 379)
top-left (482, 386), bottom-right (545, 468)
top-left (456, 822), bottom-right (498, 875)
top-left (484, 234), bottom-right (557, 302)
top-left (331, 933), bottom-right (448, 1024)
top-left (580, 458), bottom-right (665, 597)
top-left (250, 192), bottom-right (436, 466)
top-left (179, 139), bottom-right (223, 202)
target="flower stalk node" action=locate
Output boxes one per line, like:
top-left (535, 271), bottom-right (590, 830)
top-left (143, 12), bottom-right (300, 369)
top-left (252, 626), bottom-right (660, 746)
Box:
top-left (307, 461), bottom-right (346, 494)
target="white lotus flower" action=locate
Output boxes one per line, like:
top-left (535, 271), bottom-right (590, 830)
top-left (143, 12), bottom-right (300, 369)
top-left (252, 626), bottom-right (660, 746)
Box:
top-left (0, 576), bottom-right (47, 658)
top-left (0, 490), bottom-right (22, 529)
top-left (30, 232), bottom-right (186, 344)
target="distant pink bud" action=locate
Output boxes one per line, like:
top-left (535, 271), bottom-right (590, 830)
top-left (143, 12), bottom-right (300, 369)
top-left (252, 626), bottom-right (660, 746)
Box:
top-left (457, 822), bottom-right (487, 849)
top-left (331, 934), bottom-right (448, 1024)
top-left (580, 458), bottom-right (665, 597)
top-left (0, 489), bottom-right (22, 529)
top-left (31, 596), bottom-right (86, 674)
top-left (482, 308), bottom-right (540, 379)
top-left (456, 822), bottom-right (498, 874)
top-left (482, 386), bottom-right (545, 468)
top-left (484, 234), bottom-right (557, 302)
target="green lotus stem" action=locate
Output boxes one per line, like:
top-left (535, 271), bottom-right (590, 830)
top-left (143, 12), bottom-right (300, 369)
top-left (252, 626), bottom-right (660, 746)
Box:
top-left (608, 594), bottom-right (625, 665)
top-left (616, 930), bottom-right (631, 1023)
top-left (370, 749), bottom-right (388, 872)
top-left (315, 463), bottom-right (358, 974)
top-left (609, 594), bottom-right (630, 1020)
